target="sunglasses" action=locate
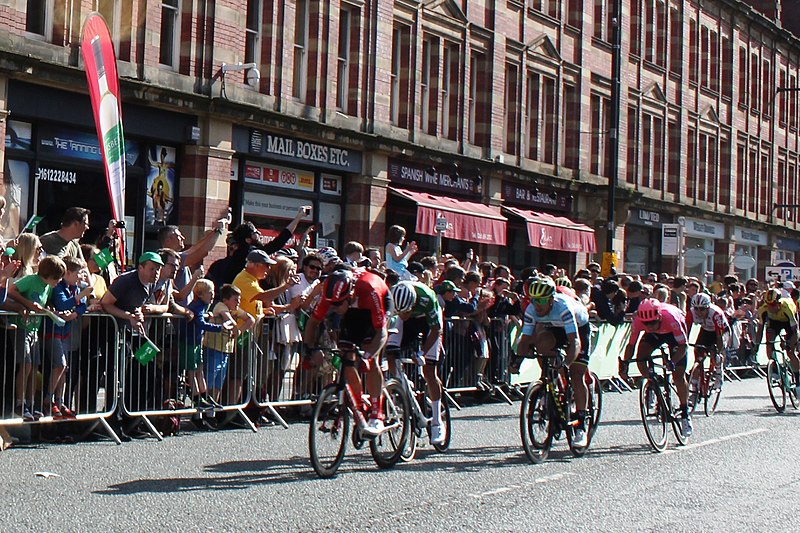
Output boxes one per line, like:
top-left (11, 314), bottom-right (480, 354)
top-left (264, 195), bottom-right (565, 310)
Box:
top-left (642, 319), bottom-right (660, 327)
top-left (531, 297), bottom-right (551, 306)
top-left (307, 264), bottom-right (322, 271)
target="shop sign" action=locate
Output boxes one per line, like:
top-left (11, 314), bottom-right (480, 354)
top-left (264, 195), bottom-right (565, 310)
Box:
top-left (244, 129), bottom-right (362, 173)
top-left (320, 174), bottom-right (342, 196)
top-left (777, 237), bottom-right (800, 252)
top-left (36, 167), bottom-right (77, 185)
top-left (243, 191), bottom-right (314, 221)
top-left (683, 217), bottom-right (724, 239)
top-left (37, 124), bottom-right (139, 165)
top-left (661, 223), bottom-right (680, 256)
top-left (244, 162), bottom-right (314, 192)
top-left (387, 158), bottom-right (481, 197)
top-left (629, 208), bottom-right (671, 227)
top-left (733, 226), bottom-right (767, 246)
top-left (501, 181), bottom-right (570, 212)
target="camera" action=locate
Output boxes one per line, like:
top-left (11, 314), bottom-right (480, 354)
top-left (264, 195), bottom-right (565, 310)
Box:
top-left (114, 221), bottom-right (126, 229)
top-left (302, 205), bottom-right (312, 215)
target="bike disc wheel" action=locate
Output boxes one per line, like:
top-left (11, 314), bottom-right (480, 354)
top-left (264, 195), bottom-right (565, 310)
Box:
top-left (639, 379), bottom-right (668, 452)
top-left (309, 384), bottom-right (349, 478)
top-left (520, 382), bottom-right (553, 463)
top-left (704, 375), bottom-right (722, 417)
top-left (369, 379), bottom-right (411, 469)
top-left (767, 360), bottom-right (786, 413)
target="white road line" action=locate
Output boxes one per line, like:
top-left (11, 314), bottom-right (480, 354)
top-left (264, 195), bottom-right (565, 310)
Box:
top-left (467, 473), bottom-right (572, 499)
top-left (662, 427), bottom-right (768, 455)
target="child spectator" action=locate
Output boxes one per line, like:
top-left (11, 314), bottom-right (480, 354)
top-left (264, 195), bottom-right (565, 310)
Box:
top-left (44, 256), bottom-right (93, 417)
top-left (11, 233), bottom-right (43, 279)
top-left (385, 224), bottom-right (417, 280)
top-left (179, 279), bottom-right (232, 410)
top-left (8, 256), bottom-right (67, 421)
top-left (204, 284), bottom-right (255, 404)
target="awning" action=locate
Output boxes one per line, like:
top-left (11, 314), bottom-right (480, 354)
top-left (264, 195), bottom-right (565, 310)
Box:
top-left (503, 206), bottom-right (597, 253)
top-left (390, 187), bottom-right (507, 245)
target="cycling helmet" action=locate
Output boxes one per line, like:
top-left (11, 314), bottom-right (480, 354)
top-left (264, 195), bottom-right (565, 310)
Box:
top-left (691, 293), bottom-right (712, 309)
top-left (323, 269), bottom-right (354, 303)
top-left (318, 247), bottom-right (340, 266)
top-left (528, 277), bottom-right (556, 299)
top-left (554, 276), bottom-right (573, 288)
top-left (765, 288), bottom-right (781, 304)
top-left (637, 298), bottom-right (662, 322)
top-left (391, 282), bottom-right (417, 314)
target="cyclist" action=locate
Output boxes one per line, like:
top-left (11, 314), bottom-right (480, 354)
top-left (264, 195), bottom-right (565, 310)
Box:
top-left (686, 292), bottom-right (730, 403)
top-left (303, 267), bottom-right (391, 437)
top-left (755, 287), bottom-right (800, 397)
top-left (516, 277), bottom-right (592, 448)
top-left (620, 298), bottom-right (693, 437)
top-left (389, 280), bottom-right (452, 445)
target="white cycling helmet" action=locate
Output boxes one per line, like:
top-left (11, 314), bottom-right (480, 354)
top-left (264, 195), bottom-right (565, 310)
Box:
top-left (691, 293), bottom-right (712, 309)
top-left (317, 246), bottom-right (340, 266)
top-left (391, 281), bottom-right (417, 314)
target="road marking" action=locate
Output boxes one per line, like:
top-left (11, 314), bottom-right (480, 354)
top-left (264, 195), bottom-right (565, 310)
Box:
top-left (467, 473), bottom-right (572, 499)
top-left (662, 427), bottom-right (768, 455)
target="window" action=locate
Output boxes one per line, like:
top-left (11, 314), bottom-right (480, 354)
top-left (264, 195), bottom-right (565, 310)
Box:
top-left (700, 26), bottom-right (709, 88)
top-left (159, 0), bottom-right (180, 67)
top-left (762, 59), bottom-right (771, 117)
top-left (778, 160), bottom-right (786, 215)
top-left (293, 0), bottom-right (309, 100)
top-left (750, 53), bottom-right (759, 112)
top-left (791, 74), bottom-right (798, 130)
top-left (631, 0), bottom-right (641, 56)
top-left (336, 8), bottom-right (351, 110)
top-left (390, 24), bottom-right (411, 128)
top-left (695, 132), bottom-right (717, 203)
top-left (468, 51), bottom-right (490, 148)
top-left (441, 43), bottom-right (460, 140)
top-left (245, 0), bottom-right (262, 87)
top-left (566, 0), bottom-right (582, 27)
top-left (710, 30), bottom-right (719, 92)
top-left (736, 145), bottom-right (746, 210)
top-left (780, 69), bottom-right (788, 126)
top-left (738, 48), bottom-right (747, 106)
top-left (627, 106), bottom-right (638, 184)
top-left (687, 128), bottom-right (697, 199)
top-left (789, 163), bottom-right (798, 216)
top-left (640, 113), bottom-right (665, 191)
top-left (525, 72), bottom-right (556, 163)
top-left (667, 120), bottom-right (680, 194)
top-left (688, 19), bottom-right (697, 84)
top-left (531, 0), bottom-right (558, 18)
top-left (421, 36), bottom-right (440, 135)
top-left (95, 0), bottom-right (130, 60)
top-left (643, 0), bottom-right (666, 66)
top-left (26, 0), bottom-right (51, 38)
top-left (721, 36), bottom-right (732, 99)
top-left (669, 7), bottom-right (681, 75)
top-left (590, 93), bottom-right (612, 177)
top-left (504, 62), bottom-right (520, 155)
top-left (719, 139), bottom-right (731, 205)
top-left (593, 0), bottom-right (612, 41)
top-left (563, 84), bottom-right (580, 169)
top-left (760, 153), bottom-right (769, 215)
top-left (748, 149), bottom-right (757, 212)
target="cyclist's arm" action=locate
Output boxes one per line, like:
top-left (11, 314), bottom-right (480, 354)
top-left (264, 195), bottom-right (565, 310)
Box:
top-left (303, 315), bottom-right (321, 348)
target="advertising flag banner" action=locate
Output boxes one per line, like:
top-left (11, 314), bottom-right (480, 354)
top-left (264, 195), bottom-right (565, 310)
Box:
top-left (81, 13), bottom-right (126, 265)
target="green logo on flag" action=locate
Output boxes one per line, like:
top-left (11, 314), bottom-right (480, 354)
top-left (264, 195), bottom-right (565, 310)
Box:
top-left (93, 248), bottom-right (114, 271)
top-left (133, 337), bottom-right (160, 366)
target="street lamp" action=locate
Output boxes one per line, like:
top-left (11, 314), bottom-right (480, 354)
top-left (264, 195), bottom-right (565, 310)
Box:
top-left (605, 0), bottom-right (623, 274)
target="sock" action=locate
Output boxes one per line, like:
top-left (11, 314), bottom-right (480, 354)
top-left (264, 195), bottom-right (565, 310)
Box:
top-left (431, 400), bottom-right (442, 426)
top-left (370, 395), bottom-right (385, 420)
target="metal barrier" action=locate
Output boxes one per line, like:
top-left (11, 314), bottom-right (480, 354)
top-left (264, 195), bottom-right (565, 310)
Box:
top-left (120, 313), bottom-right (257, 439)
top-left (0, 311), bottom-right (121, 441)
top-left (252, 314), bottom-right (337, 426)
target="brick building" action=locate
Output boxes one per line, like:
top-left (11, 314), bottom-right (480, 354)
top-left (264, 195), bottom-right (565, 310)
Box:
top-left (1, 0), bottom-right (800, 278)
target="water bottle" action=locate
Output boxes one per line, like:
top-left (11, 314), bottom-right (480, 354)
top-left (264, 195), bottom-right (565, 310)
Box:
top-left (330, 354), bottom-right (342, 370)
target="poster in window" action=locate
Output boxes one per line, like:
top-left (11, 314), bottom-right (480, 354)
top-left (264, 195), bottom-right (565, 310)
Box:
top-left (0, 159), bottom-right (31, 241)
top-left (145, 145), bottom-right (176, 229)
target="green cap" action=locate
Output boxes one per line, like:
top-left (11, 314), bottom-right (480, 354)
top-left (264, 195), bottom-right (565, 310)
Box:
top-left (138, 251), bottom-right (164, 266)
top-left (435, 280), bottom-right (459, 294)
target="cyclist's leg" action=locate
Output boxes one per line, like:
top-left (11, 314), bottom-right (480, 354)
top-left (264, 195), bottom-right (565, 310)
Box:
top-left (568, 324), bottom-right (591, 414)
top-left (669, 343), bottom-right (689, 409)
top-left (421, 335), bottom-right (443, 403)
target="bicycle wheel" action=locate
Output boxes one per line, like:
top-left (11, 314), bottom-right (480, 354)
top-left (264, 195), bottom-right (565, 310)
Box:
top-left (704, 371), bottom-right (722, 417)
top-left (370, 379), bottom-right (411, 469)
top-left (520, 382), bottom-right (553, 463)
top-left (588, 372), bottom-right (603, 439)
top-left (789, 369), bottom-right (799, 410)
top-left (667, 382), bottom-right (689, 446)
top-left (767, 359), bottom-right (786, 413)
top-left (639, 379), bottom-right (668, 452)
top-left (309, 384), bottom-right (349, 478)
top-left (400, 416), bottom-right (417, 462)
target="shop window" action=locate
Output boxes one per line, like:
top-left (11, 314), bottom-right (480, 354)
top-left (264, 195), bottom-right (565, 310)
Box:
top-left (390, 23), bottom-right (411, 128)
top-left (159, 0), bottom-right (180, 68)
top-left (734, 246), bottom-right (757, 281)
top-left (293, 0), bottom-right (309, 100)
top-left (145, 146), bottom-right (178, 229)
top-left (245, 0), bottom-right (262, 88)
top-left (1, 159), bottom-right (32, 240)
top-left (26, 0), bottom-right (51, 39)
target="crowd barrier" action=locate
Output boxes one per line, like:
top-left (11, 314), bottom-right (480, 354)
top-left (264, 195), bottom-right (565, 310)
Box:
top-left (0, 309), bottom-right (774, 443)
top-left (0, 311), bottom-right (120, 440)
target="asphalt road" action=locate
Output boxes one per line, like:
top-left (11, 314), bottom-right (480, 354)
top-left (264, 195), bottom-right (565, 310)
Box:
top-left (1, 376), bottom-right (798, 532)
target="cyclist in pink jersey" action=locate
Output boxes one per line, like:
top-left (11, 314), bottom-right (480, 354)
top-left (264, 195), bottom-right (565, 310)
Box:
top-left (620, 298), bottom-right (693, 437)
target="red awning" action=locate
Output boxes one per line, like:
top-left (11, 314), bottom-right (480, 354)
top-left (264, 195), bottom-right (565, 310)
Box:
top-left (503, 206), bottom-right (597, 253)
top-left (390, 187), bottom-right (507, 245)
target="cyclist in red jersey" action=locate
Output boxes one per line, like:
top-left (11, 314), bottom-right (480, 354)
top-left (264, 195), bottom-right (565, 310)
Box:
top-left (304, 267), bottom-right (391, 437)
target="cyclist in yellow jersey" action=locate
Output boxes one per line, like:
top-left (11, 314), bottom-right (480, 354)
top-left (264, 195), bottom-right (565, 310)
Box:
top-left (756, 288), bottom-right (800, 396)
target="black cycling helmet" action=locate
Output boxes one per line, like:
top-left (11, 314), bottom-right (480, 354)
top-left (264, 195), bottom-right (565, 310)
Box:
top-left (323, 269), bottom-right (354, 303)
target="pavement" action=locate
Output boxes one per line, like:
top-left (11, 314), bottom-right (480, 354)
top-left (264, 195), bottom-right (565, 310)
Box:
top-left (1, 377), bottom-right (799, 532)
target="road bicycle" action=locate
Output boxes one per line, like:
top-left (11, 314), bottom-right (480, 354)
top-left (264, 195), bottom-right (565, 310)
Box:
top-left (765, 338), bottom-right (799, 413)
top-left (386, 349), bottom-right (460, 462)
top-left (519, 349), bottom-right (602, 463)
top-left (308, 342), bottom-right (411, 478)
top-left (688, 344), bottom-right (723, 417)
top-left (635, 345), bottom-right (689, 452)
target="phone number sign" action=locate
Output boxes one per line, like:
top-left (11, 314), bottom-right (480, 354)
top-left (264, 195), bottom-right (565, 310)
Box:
top-left (244, 162), bottom-right (314, 192)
